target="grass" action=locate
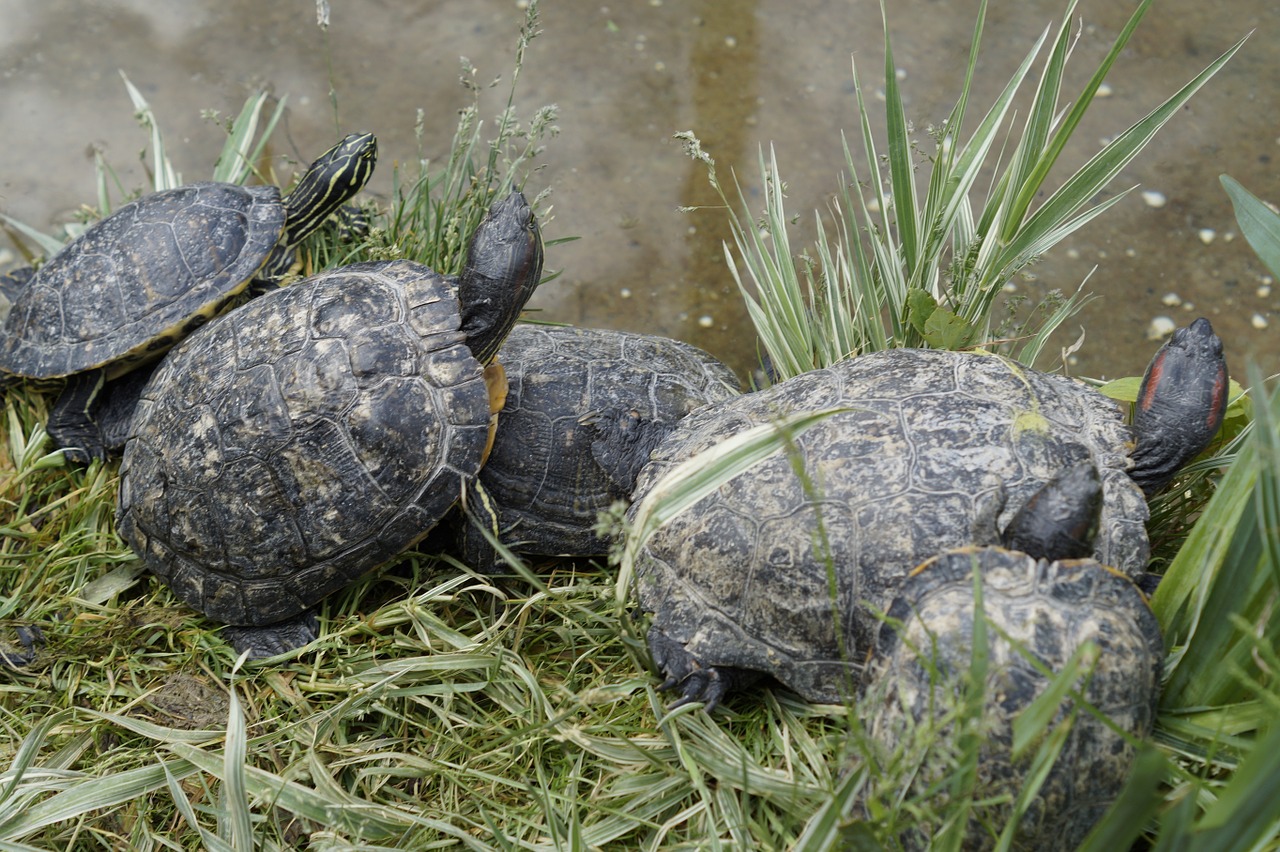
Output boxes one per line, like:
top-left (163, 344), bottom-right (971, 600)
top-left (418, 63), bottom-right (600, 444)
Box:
top-left (1, 0), bottom-right (1277, 848)
top-left (679, 0), bottom-right (1245, 378)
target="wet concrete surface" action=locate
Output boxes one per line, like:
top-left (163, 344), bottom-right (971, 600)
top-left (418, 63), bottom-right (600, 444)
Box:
top-left (1, 0), bottom-right (1275, 382)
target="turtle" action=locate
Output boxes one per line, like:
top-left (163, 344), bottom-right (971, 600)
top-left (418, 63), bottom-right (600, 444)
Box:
top-left (454, 323), bottom-right (742, 572)
top-left (863, 544), bottom-right (1163, 851)
top-left (0, 265), bottom-right (34, 324)
top-left (0, 132), bottom-right (378, 463)
top-left (626, 318), bottom-right (1226, 708)
top-left (116, 190), bottom-right (543, 657)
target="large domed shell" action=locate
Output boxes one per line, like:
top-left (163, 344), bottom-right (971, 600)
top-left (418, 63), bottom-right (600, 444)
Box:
top-left (117, 259), bottom-right (494, 626)
top-left (0, 182), bottom-right (285, 379)
top-left (864, 547), bottom-right (1163, 851)
top-left (465, 324), bottom-right (741, 562)
top-left (630, 349), bottom-right (1149, 703)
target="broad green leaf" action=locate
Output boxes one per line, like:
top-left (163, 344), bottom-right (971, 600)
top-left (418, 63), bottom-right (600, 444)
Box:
top-left (921, 307), bottom-right (976, 350)
top-left (1191, 723), bottom-right (1280, 847)
top-left (1097, 375), bottom-right (1143, 403)
top-left (905, 288), bottom-right (939, 335)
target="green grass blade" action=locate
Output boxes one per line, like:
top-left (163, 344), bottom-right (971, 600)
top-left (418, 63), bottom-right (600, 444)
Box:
top-left (1190, 722), bottom-right (1280, 847)
top-left (877, 0), bottom-right (918, 272)
top-left (1221, 174), bottom-right (1280, 279)
top-left (1010, 642), bottom-right (1091, 759)
top-left (211, 90), bottom-right (286, 185)
top-left (1002, 0), bottom-right (1139, 234)
top-left (163, 742), bottom-right (413, 842)
top-left (999, 0), bottom-right (1076, 233)
top-left (1249, 362), bottom-right (1280, 587)
top-left (793, 766), bottom-right (868, 849)
top-left (1076, 747), bottom-right (1169, 852)
top-left (0, 711), bottom-right (75, 817)
top-left (917, 0), bottom-right (986, 259)
top-left (991, 33), bottom-right (1247, 284)
top-left (119, 70), bottom-right (179, 191)
top-left (0, 760), bottom-right (200, 841)
top-left (1155, 365), bottom-right (1280, 708)
top-left (163, 762), bottom-right (234, 852)
top-left (0, 216), bottom-right (66, 257)
top-left (211, 91), bottom-right (267, 184)
top-left (222, 682), bottom-right (254, 851)
top-left (934, 26), bottom-right (1049, 277)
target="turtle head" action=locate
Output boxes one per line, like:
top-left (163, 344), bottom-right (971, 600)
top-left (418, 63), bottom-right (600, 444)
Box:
top-left (458, 191), bottom-right (544, 363)
top-left (1000, 461), bottom-right (1102, 561)
top-left (1130, 317), bottom-right (1228, 496)
top-left (281, 132), bottom-right (378, 247)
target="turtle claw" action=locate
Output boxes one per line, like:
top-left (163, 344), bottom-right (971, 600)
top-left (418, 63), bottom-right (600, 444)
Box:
top-left (665, 668), bottom-right (732, 714)
top-left (647, 625), bottom-right (758, 712)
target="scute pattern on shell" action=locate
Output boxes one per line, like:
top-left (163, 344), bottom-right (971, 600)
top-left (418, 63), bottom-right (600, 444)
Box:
top-left (631, 349), bottom-right (1149, 703)
top-left (472, 324), bottom-right (741, 558)
top-left (865, 547), bottom-right (1163, 851)
top-left (0, 182), bottom-right (284, 378)
top-left (117, 260), bottom-right (494, 626)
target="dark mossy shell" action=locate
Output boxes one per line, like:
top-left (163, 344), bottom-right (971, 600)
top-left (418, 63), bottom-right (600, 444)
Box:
top-left (0, 182), bottom-right (285, 379)
top-left (867, 546), bottom-right (1163, 851)
top-left (117, 260), bottom-right (494, 626)
top-left (462, 324), bottom-right (741, 563)
top-left (631, 348), bottom-right (1149, 703)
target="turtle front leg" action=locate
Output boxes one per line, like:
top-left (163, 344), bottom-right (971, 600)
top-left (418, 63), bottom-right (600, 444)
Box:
top-left (647, 626), bottom-right (760, 712)
top-left (48, 367), bottom-right (157, 462)
top-left (47, 370), bottom-right (109, 464)
top-left (587, 407), bottom-right (680, 496)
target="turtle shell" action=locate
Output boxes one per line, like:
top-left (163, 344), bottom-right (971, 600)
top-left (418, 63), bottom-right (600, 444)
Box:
top-left (630, 348), bottom-right (1149, 703)
top-left (459, 324), bottom-right (741, 567)
top-left (116, 259), bottom-right (495, 626)
top-left (865, 546), bottom-right (1162, 851)
top-left (0, 265), bottom-right (33, 325)
top-left (0, 182), bottom-right (284, 380)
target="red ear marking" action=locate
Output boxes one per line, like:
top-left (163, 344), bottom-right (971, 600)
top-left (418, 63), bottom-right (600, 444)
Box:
top-left (1208, 367), bottom-right (1227, 431)
top-left (1140, 352), bottom-right (1165, 413)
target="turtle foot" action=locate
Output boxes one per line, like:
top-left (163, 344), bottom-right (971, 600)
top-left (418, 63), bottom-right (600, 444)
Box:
top-left (647, 625), bottom-right (760, 713)
top-left (587, 408), bottom-right (678, 496)
top-left (221, 610), bottom-right (321, 660)
top-left (1, 625), bottom-right (44, 668)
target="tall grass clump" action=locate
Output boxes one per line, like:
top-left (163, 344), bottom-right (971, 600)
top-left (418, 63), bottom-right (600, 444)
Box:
top-left (679, 0), bottom-right (1244, 379)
